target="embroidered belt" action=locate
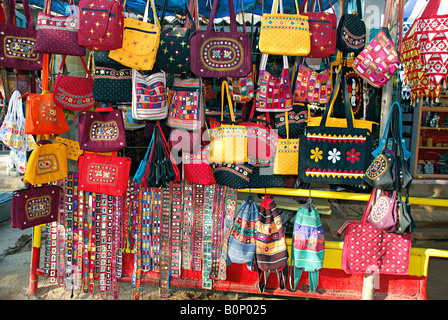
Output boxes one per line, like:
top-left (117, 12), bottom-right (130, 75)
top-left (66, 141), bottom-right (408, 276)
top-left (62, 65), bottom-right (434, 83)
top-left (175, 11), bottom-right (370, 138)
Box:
top-left (142, 188), bottom-right (152, 271)
top-left (111, 195), bottom-right (121, 300)
top-left (181, 182), bottom-right (194, 270)
top-left (211, 185), bottom-right (225, 279)
top-left (82, 191), bottom-right (90, 293)
top-left (202, 184), bottom-right (215, 289)
top-left (159, 186), bottom-right (172, 298)
top-left (192, 184), bottom-right (204, 271)
top-left (57, 178), bottom-right (67, 288)
top-left (65, 173), bottom-right (74, 290)
top-left (152, 189), bottom-right (162, 272)
top-left (74, 183), bottom-right (83, 289)
top-left (133, 188), bottom-right (143, 300)
top-left (170, 181), bottom-right (183, 279)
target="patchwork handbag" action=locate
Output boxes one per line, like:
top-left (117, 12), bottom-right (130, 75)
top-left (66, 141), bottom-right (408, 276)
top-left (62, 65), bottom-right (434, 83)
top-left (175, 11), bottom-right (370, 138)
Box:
top-left (183, 149), bottom-right (215, 186)
top-left (336, 0), bottom-right (366, 54)
top-left (258, 0), bottom-right (310, 56)
top-left (338, 188), bottom-right (412, 275)
top-left (0, 0), bottom-right (43, 70)
top-left (255, 195), bottom-right (289, 293)
top-left (77, 107), bottom-right (126, 152)
top-left (300, 0), bottom-right (337, 58)
top-left (352, 0), bottom-right (403, 88)
top-left (207, 81), bottom-right (248, 164)
top-left (367, 189), bottom-right (399, 233)
top-left (273, 112), bottom-right (300, 175)
top-left (289, 198), bottom-right (325, 293)
top-left (93, 51), bottom-right (133, 103)
top-left (212, 162), bottom-right (253, 189)
top-left (274, 104), bottom-right (308, 139)
top-left (23, 140), bottom-right (68, 185)
top-left (11, 184), bottom-right (61, 230)
top-left (255, 54), bottom-right (293, 112)
top-left (228, 73), bottom-right (255, 103)
top-left (78, 153), bottom-right (132, 197)
top-left (108, 0), bottom-right (161, 70)
top-left (299, 66), bottom-right (374, 185)
top-left (34, 0), bottom-right (86, 56)
top-left (77, 0), bottom-right (124, 51)
top-left (189, 0), bottom-right (252, 78)
top-left (131, 69), bottom-right (167, 120)
top-left (53, 55), bottom-right (95, 111)
top-left (293, 59), bottom-right (332, 106)
top-left (226, 195), bottom-right (258, 271)
top-left (167, 76), bottom-right (203, 130)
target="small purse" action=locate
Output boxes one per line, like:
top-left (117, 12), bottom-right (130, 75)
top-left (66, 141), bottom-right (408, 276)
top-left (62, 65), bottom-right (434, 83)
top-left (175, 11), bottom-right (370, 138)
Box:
top-left (53, 55), bottom-right (95, 111)
top-left (23, 140), bottom-right (68, 185)
top-left (77, 107), bottom-right (126, 152)
top-left (11, 184), bottom-right (61, 230)
top-left (336, 0), bottom-right (366, 54)
top-left (367, 189), bottom-right (399, 233)
top-left (274, 112), bottom-right (300, 175)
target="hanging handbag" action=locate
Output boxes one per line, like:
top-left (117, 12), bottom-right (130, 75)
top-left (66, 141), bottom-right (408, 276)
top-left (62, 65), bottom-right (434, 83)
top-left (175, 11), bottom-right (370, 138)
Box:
top-left (189, 0), bottom-right (252, 78)
top-left (367, 189), bottom-right (399, 233)
top-left (207, 81), bottom-right (248, 164)
top-left (11, 184), bottom-right (61, 230)
top-left (247, 164), bottom-right (286, 189)
top-left (258, 0), bottom-right (310, 56)
top-left (77, 107), bottom-right (126, 152)
top-left (396, 189), bottom-right (415, 234)
top-left (228, 73), bottom-right (255, 103)
top-left (293, 59), bottom-right (332, 106)
top-left (55, 136), bottom-right (83, 161)
top-left (274, 104), bottom-right (308, 139)
top-left (273, 111), bottom-right (300, 175)
top-left (34, 0), bottom-right (86, 56)
top-left (336, 0), bottom-right (366, 54)
top-left (300, 0), bottom-right (337, 58)
top-left (212, 162), bottom-right (253, 189)
top-left (108, 0), bottom-right (161, 71)
top-left (299, 66), bottom-right (374, 185)
top-left (338, 188), bottom-right (412, 275)
top-left (183, 149), bottom-right (215, 186)
top-left (255, 54), bottom-right (293, 112)
top-left (77, 0), bottom-right (124, 51)
top-left (167, 76), bottom-right (203, 130)
top-left (131, 69), bottom-right (168, 120)
top-left (78, 153), bottom-right (132, 197)
top-left (0, 0), bottom-right (43, 70)
top-left (352, 0), bottom-right (403, 88)
top-left (93, 51), bottom-right (133, 103)
top-left (53, 55), bottom-right (95, 111)
top-left (23, 140), bottom-right (68, 185)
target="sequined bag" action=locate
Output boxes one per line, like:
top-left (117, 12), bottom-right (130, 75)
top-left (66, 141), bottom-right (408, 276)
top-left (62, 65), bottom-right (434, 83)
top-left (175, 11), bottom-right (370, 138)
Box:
top-left (336, 0), bottom-right (366, 54)
top-left (293, 59), bottom-right (332, 105)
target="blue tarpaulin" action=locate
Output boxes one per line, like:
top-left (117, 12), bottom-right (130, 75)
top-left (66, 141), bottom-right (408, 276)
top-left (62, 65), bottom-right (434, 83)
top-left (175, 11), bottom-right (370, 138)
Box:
top-left (27, 0), bottom-right (340, 19)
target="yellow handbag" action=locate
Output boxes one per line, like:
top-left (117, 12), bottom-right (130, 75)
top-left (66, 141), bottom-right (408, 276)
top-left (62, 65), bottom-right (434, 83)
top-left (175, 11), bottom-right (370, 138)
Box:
top-left (258, 0), bottom-right (311, 56)
top-left (108, 0), bottom-right (161, 71)
top-left (24, 140), bottom-right (68, 185)
top-left (207, 81), bottom-right (248, 164)
top-left (274, 111), bottom-right (300, 175)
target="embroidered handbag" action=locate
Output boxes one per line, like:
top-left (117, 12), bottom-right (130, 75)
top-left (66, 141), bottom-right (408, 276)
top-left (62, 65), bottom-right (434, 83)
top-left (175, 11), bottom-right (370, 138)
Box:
top-left (226, 195), bottom-right (258, 271)
top-left (78, 153), bottom-right (132, 196)
top-left (11, 184), bottom-right (61, 230)
top-left (212, 162), bottom-right (253, 189)
top-left (228, 73), bottom-right (255, 103)
top-left (336, 0), bottom-right (366, 54)
top-left (0, 0), bottom-right (43, 70)
top-left (131, 69), bottom-right (167, 120)
top-left (77, 107), bottom-right (126, 152)
top-left (289, 198), bottom-right (325, 293)
top-left (108, 0), bottom-right (161, 70)
top-left (189, 0), bottom-right (252, 78)
top-left (207, 81), bottom-right (248, 164)
top-left (274, 111), bottom-right (300, 175)
top-left (338, 188), bottom-right (412, 275)
top-left (299, 66), bottom-right (374, 185)
top-left (300, 0), bottom-right (337, 58)
top-left (367, 189), bottom-right (399, 233)
top-left (55, 136), bottom-right (83, 161)
top-left (53, 55), bottom-right (95, 111)
top-left (274, 104), bottom-right (308, 139)
top-left (34, 0), bottom-right (86, 56)
top-left (255, 54), bottom-right (293, 113)
top-left (352, 0), bottom-right (403, 88)
top-left (293, 59), bottom-right (332, 106)
top-left (396, 189), bottom-right (415, 234)
top-left (259, 0), bottom-right (310, 56)
top-left (77, 0), bottom-right (124, 51)
top-left (255, 195), bottom-right (289, 293)
top-left (23, 140), bottom-right (68, 185)
top-left (183, 149), bottom-right (215, 186)
top-left (247, 164), bottom-right (286, 189)
top-left (93, 51), bottom-right (133, 103)
top-left (167, 76), bottom-right (203, 130)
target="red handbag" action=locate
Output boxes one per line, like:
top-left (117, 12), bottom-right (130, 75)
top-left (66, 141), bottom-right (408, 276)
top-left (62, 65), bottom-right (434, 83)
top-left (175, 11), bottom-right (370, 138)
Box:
top-left (77, 0), bottom-right (124, 51)
top-left (53, 55), bottom-right (95, 111)
top-left (338, 188), bottom-right (412, 275)
top-left (183, 149), bottom-right (215, 186)
top-left (78, 153), bottom-right (131, 197)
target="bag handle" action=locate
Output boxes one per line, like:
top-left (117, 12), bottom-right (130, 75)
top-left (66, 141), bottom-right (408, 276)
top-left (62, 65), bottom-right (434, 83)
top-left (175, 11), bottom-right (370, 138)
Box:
top-left (343, 0), bottom-right (362, 18)
top-left (272, 0), bottom-right (299, 14)
top-left (206, 0), bottom-right (238, 33)
top-left (300, 0), bottom-right (335, 14)
top-left (221, 81), bottom-right (237, 123)
top-left (58, 55), bottom-right (93, 80)
top-left (8, 0), bottom-right (34, 30)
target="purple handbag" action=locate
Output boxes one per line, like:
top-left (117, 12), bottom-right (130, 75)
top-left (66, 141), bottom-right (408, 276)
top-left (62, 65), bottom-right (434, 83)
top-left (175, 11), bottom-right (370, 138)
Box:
top-left (367, 189), bottom-right (399, 233)
top-left (0, 0), bottom-right (44, 70)
top-left (11, 184), bottom-right (61, 230)
top-left (78, 107), bottom-right (126, 152)
top-left (34, 0), bottom-right (86, 56)
top-left (189, 0), bottom-right (252, 78)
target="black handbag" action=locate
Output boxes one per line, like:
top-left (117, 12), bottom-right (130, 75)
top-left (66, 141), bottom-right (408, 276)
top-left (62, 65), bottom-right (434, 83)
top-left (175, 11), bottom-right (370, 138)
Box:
top-left (274, 104), bottom-right (308, 140)
top-left (212, 163), bottom-right (253, 189)
top-left (247, 165), bottom-right (286, 189)
top-left (336, 0), bottom-right (366, 54)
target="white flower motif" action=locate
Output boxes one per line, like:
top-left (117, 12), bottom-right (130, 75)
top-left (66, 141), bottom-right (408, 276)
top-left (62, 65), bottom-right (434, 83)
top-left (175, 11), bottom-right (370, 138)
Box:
top-left (328, 148), bottom-right (341, 164)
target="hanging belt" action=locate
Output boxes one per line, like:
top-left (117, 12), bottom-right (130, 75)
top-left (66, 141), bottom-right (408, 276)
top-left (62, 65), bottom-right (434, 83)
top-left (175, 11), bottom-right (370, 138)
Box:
top-left (65, 173), bottom-right (74, 291)
top-left (142, 188), bottom-right (153, 272)
top-left (211, 184), bottom-right (225, 279)
top-left (82, 191), bottom-right (90, 293)
top-left (202, 184), bottom-right (215, 289)
top-left (170, 181), bottom-right (183, 279)
top-left (181, 182), bottom-right (194, 270)
top-left (192, 184), bottom-right (204, 271)
top-left (159, 186), bottom-right (172, 298)
top-left (57, 178), bottom-right (67, 288)
top-left (152, 188), bottom-right (162, 272)
top-left (133, 188), bottom-right (143, 300)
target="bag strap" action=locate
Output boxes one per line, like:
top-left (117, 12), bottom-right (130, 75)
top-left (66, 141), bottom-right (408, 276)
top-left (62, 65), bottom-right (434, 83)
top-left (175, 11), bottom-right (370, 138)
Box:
top-left (8, 0), bottom-right (33, 30)
top-left (221, 81), bottom-right (237, 123)
top-left (343, 0), bottom-right (362, 18)
top-left (272, 0), bottom-right (299, 14)
top-left (206, 0), bottom-right (238, 33)
top-left (58, 55), bottom-right (93, 80)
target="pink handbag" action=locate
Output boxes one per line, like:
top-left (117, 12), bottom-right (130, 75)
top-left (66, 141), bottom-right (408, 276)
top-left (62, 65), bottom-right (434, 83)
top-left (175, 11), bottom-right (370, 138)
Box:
top-left (352, 0), bottom-right (403, 88)
top-left (367, 189), bottom-right (399, 233)
top-left (338, 188), bottom-right (412, 275)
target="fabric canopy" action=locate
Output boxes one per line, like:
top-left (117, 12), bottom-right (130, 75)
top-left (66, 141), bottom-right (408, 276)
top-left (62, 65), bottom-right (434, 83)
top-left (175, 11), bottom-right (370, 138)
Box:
top-left (27, 0), bottom-right (339, 19)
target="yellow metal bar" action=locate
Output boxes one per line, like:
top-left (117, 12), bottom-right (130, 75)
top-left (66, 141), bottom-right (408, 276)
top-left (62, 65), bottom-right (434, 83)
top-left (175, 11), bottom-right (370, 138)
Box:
top-left (239, 188), bottom-right (448, 207)
top-left (32, 225), bottom-right (42, 248)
